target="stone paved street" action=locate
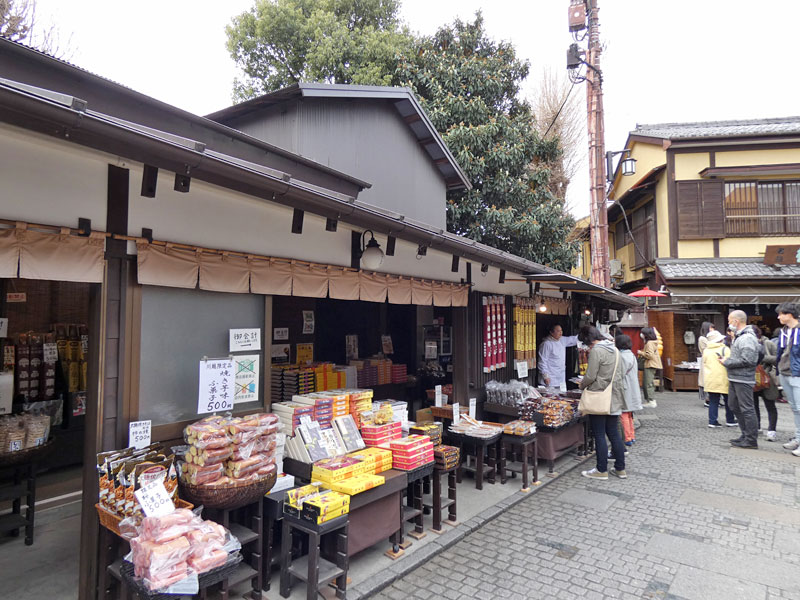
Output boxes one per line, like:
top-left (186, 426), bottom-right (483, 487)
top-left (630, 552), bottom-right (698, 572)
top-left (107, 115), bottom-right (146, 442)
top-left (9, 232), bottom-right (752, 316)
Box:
top-left (371, 392), bottom-right (800, 600)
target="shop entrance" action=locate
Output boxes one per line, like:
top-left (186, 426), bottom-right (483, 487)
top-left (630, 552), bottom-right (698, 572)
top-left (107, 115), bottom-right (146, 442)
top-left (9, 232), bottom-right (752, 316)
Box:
top-left (535, 312), bottom-right (580, 387)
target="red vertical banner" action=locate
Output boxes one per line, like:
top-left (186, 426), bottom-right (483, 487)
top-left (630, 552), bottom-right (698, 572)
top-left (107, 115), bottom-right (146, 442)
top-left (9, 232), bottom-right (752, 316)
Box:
top-left (482, 296), bottom-right (490, 373)
top-left (500, 299), bottom-right (507, 368)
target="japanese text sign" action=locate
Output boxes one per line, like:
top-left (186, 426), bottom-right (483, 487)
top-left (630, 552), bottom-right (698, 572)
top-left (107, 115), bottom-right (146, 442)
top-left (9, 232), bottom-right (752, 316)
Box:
top-left (128, 420), bottom-right (152, 450)
top-left (229, 328), bottom-right (261, 352)
top-left (198, 358), bottom-right (234, 414)
top-left (134, 479), bottom-right (175, 518)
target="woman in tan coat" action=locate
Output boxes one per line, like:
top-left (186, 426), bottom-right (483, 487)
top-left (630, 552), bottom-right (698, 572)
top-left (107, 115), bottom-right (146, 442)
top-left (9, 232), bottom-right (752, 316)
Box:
top-left (638, 327), bottom-right (662, 408)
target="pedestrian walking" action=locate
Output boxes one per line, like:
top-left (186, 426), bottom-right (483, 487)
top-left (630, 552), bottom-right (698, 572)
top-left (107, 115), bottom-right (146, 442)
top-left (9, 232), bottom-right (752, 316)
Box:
top-left (721, 310), bottom-right (760, 449)
top-left (615, 334), bottom-right (642, 445)
top-left (775, 302), bottom-right (800, 456)
top-left (702, 329), bottom-right (736, 428)
top-left (752, 326), bottom-right (779, 441)
top-left (638, 327), bottom-right (662, 408)
top-left (698, 321), bottom-right (716, 408)
top-left (579, 326), bottom-right (627, 480)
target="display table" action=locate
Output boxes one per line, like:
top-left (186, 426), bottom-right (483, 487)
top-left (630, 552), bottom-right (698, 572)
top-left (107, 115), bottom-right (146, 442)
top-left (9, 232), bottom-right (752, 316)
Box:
top-left (668, 368), bottom-right (699, 391)
top-left (280, 513), bottom-right (348, 600)
top-left (447, 431), bottom-right (502, 490)
top-left (499, 432), bottom-right (538, 491)
top-left (283, 458), bottom-right (407, 557)
top-left (423, 464), bottom-right (458, 533)
top-left (398, 463), bottom-right (434, 547)
top-left (536, 419), bottom-right (586, 476)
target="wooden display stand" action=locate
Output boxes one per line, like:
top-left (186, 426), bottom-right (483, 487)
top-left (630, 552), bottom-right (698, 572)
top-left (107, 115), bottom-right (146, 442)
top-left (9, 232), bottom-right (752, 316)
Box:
top-left (449, 431), bottom-right (502, 490)
top-left (423, 464), bottom-right (458, 533)
top-left (204, 499), bottom-right (264, 600)
top-left (280, 513), bottom-right (348, 600)
top-left (0, 461), bottom-right (36, 545)
top-left (397, 463), bottom-right (434, 549)
top-left (500, 432), bottom-right (539, 491)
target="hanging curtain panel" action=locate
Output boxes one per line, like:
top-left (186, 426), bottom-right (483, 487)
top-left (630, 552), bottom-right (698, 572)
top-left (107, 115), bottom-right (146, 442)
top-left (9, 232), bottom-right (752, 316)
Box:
top-left (291, 263), bottom-right (329, 298)
top-left (19, 228), bottom-right (105, 283)
top-left (432, 281), bottom-right (453, 307)
top-left (387, 276), bottom-right (412, 304)
top-left (249, 258), bottom-right (292, 296)
top-left (0, 228), bottom-right (19, 278)
top-left (136, 243), bottom-right (199, 289)
top-left (359, 271), bottom-right (388, 303)
top-left (451, 284), bottom-right (469, 307)
top-left (198, 252), bottom-right (250, 294)
top-left (329, 268), bottom-right (360, 300)
top-left (411, 279), bottom-right (433, 306)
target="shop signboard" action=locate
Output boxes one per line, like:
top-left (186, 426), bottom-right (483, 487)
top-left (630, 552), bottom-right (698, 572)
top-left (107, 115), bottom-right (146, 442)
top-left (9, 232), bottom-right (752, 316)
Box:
top-left (302, 311), bottom-right (315, 334)
top-left (229, 328), bottom-right (261, 352)
top-left (128, 420), bottom-right (152, 449)
top-left (424, 341), bottom-right (438, 359)
top-left (273, 327), bottom-right (289, 340)
top-left (6, 293), bottom-right (26, 303)
top-left (452, 403), bottom-right (461, 425)
top-left (469, 398), bottom-right (476, 419)
top-left (234, 355), bottom-right (259, 404)
top-left (0, 372), bottom-right (12, 414)
top-left (434, 385), bottom-right (443, 407)
top-left (198, 358), bottom-right (234, 414)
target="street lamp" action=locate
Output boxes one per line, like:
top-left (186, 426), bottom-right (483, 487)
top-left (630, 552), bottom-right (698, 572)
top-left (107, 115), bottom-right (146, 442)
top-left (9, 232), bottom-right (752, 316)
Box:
top-left (606, 149), bottom-right (636, 182)
top-left (358, 230), bottom-right (384, 270)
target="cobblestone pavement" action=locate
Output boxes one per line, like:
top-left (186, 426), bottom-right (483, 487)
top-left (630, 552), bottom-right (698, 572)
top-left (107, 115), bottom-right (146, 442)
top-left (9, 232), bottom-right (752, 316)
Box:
top-left (371, 392), bottom-right (800, 600)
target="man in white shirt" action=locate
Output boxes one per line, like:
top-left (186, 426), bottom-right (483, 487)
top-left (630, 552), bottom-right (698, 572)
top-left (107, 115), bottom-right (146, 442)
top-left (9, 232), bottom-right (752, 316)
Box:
top-left (538, 324), bottom-right (580, 389)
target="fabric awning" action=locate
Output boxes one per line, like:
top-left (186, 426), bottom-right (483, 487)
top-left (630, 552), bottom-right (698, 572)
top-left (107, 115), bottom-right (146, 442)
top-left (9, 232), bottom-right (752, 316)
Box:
top-left (667, 285), bottom-right (800, 304)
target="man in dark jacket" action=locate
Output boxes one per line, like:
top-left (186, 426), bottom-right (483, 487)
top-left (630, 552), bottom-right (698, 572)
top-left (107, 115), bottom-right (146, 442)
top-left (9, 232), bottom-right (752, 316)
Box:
top-left (721, 310), bottom-right (760, 448)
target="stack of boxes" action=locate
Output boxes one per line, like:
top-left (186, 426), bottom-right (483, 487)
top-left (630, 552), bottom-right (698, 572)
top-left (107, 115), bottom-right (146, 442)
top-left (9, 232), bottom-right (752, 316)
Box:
top-left (292, 394), bottom-right (334, 429)
top-left (391, 364), bottom-right (408, 384)
top-left (271, 367), bottom-right (317, 403)
top-left (272, 401), bottom-right (314, 433)
top-left (389, 435), bottom-right (434, 471)
top-left (347, 447), bottom-right (393, 474)
top-left (283, 484), bottom-right (351, 524)
top-left (346, 389), bottom-right (373, 428)
top-left (313, 363), bottom-right (347, 392)
top-left (329, 392), bottom-right (350, 418)
top-left (409, 422), bottom-right (443, 446)
top-left (433, 444), bottom-right (460, 470)
top-left (361, 421), bottom-right (402, 447)
top-left (355, 363), bottom-right (379, 388)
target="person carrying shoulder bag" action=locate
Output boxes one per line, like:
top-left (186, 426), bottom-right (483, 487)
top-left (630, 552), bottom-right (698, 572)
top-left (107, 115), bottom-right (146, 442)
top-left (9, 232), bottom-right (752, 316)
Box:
top-left (579, 325), bottom-right (627, 480)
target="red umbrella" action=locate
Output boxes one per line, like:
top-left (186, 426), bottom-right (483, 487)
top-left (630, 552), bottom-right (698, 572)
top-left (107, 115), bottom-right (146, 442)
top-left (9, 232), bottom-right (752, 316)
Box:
top-left (628, 288), bottom-right (667, 298)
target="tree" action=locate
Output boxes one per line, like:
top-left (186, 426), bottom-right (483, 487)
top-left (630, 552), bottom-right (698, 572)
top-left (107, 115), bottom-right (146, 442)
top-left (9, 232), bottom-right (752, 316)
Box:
top-left (532, 68), bottom-right (584, 212)
top-left (226, 0), bottom-right (413, 101)
top-left (396, 13), bottom-right (579, 270)
top-left (0, 0), bottom-right (72, 58)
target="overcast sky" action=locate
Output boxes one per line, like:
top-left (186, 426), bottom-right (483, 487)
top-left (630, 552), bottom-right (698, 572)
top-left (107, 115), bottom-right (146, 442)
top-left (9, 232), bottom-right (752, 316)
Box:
top-left (31, 1), bottom-right (800, 218)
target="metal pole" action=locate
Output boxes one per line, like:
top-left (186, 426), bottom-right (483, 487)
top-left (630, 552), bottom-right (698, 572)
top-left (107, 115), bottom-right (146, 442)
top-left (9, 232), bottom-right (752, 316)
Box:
top-left (584, 0), bottom-right (610, 287)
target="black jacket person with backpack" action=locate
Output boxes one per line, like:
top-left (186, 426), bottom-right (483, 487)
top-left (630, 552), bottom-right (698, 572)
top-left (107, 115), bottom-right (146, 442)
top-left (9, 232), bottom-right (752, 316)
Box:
top-left (721, 311), bottom-right (761, 448)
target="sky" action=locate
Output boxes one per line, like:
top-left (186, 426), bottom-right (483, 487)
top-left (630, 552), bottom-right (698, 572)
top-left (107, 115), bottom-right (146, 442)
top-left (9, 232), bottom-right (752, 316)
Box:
top-left (29, 1), bottom-right (800, 218)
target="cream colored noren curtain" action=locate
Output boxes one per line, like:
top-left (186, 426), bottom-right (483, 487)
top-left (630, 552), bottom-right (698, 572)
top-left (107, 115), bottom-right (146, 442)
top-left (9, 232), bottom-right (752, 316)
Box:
top-left (250, 258), bottom-right (292, 295)
top-left (136, 243), bottom-right (199, 288)
top-left (199, 252), bottom-right (250, 293)
top-left (19, 228), bottom-right (104, 283)
top-left (329, 268), bottom-right (360, 300)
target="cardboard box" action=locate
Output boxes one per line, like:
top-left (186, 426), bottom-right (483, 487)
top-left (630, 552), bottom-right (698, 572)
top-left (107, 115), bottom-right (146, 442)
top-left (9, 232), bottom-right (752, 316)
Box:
top-left (415, 408), bottom-right (433, 423)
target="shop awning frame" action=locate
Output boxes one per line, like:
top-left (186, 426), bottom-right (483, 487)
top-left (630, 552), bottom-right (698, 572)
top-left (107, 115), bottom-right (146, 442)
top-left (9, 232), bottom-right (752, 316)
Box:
top-left (667, 284), bottom-right (800, 305)
top-left (521, 273), bottom-right (642, 308)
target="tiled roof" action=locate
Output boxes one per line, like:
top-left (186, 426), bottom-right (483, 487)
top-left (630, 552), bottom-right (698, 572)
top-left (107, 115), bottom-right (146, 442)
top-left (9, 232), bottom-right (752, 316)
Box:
top-left (657, 258), bottom-right (800, 280)
top-left (633, 117), bottom-right (800, 140)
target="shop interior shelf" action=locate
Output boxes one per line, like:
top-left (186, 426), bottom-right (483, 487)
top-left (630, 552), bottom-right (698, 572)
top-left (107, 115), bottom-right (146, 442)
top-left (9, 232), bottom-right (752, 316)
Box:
top-left (0, 513), bottom-right (28, 533)
top-left (0, 483), bottom-right (27, 502)
top-left (287, 556), bottom-right (344, 586)
top-left (226, 563), bottom-right (259, 588)
top-left (422, 495), bottom-right (454, 511)
top-left (228, 522), bottom-right (259, 546)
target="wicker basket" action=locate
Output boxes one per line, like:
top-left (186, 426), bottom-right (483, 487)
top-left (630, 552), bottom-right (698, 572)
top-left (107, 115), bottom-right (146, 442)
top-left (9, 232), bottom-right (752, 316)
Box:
top-left (0, 438), bottom-right (55, 468)
top-left (179, 470), bottom-right (277, 510)
top-left (95, 498), bottom-right (194, 538)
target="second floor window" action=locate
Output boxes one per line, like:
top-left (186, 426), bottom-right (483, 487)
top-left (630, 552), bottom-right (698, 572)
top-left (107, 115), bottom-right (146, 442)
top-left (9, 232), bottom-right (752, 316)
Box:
top-left (725, 181), bottom-right (800, 236)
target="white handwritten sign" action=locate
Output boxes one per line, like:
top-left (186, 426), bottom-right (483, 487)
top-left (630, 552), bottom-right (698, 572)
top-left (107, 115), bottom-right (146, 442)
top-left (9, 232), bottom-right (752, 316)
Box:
top-left (43, 343), bottom-right (59, 364)
top-left (128, 420), bottom-right (152, 449)
top-left (515, 360), bottom-right (529, 379)
top-left (452, 403), bottom-right (461, 425)
top-left (229, 328), bottom-right (261, 352)
top-left (273, 327), bottom-right (289, 341)
top-left (134, 479), bottom-right (175, 518)
top-left (198, 358), bottom-right (234, 414)
top-left (434, 385), bottom-right (443, 407)
top-left (234, 355), bottom-right (259, 404)
top-left (469, 398), bottom-right (477, 419)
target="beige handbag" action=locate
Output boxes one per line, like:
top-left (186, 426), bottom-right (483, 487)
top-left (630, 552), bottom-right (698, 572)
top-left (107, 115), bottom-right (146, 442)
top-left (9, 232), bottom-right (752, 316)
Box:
top-left (578, 348), bottom-right (620, 415)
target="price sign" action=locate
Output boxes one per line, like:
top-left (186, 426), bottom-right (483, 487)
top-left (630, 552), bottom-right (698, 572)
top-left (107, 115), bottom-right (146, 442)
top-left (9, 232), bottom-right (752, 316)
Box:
top-left (434, 385), bottom-right (443, 408)
top-left (43, 343), bottom-right (59, 364)
top-left (515, 360), bottom-right (528, 379)
top-left (134, 479), bottom-right (175, 518)
top-left (468, 398), bottom-right (476, 419)
top-left (128, 420), bottom-right (152, 450)
top-left (81, 334), bottom-right (89, 355)
top-left (452, 403), bottom-right (461, 425)
top-left (198, 358), bottom-right (235, 414)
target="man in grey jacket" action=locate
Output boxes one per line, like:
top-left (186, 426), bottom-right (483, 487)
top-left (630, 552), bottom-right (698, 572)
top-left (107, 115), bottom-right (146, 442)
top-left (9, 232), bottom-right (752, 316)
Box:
top-left (721, 310), bottom-right (760, 448)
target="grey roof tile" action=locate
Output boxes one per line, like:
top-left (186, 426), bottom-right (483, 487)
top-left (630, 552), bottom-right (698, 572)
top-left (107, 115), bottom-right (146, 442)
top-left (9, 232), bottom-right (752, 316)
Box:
top-left (657, 258), bottom-right (800, 280)
top-left (633, 117), bottom-right (800, 140)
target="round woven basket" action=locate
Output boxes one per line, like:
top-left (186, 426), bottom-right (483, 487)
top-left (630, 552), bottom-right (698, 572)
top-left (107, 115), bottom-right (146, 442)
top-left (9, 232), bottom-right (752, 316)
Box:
top-left (179, 470), bottom-right (277, 510)
top-left (0, 438), bottom-right (56, 468)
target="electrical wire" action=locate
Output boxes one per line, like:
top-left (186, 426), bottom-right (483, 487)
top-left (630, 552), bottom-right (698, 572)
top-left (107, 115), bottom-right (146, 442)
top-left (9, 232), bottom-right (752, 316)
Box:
top-left (542, 81), bottom-right (578, 139)
top-left (611, 197), bottom-right (654, 270)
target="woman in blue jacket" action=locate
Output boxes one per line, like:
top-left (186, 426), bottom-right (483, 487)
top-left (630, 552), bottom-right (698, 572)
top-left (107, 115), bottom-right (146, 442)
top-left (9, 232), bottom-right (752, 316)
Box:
top-left (776, 302), bottom-right (800, 456)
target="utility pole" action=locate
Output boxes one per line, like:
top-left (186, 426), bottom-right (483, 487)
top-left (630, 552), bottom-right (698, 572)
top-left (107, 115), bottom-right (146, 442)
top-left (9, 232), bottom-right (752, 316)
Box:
top-left (568, 0), bottom-right (609, 287)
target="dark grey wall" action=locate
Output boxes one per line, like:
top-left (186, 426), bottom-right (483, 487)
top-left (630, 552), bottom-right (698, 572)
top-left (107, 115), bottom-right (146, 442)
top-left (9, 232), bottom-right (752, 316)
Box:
top-left (229, 99), bottom-right (448, 229)
top-left (139, 286), bottom-right (264, 425)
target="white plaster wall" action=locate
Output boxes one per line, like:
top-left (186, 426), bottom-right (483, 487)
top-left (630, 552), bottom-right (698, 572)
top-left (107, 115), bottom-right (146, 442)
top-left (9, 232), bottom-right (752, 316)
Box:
top-left (0, 123), bottom-right (108, 226)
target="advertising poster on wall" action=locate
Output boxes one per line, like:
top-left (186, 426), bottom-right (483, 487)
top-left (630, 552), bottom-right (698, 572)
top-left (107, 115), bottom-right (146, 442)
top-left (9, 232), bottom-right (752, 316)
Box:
top-left (234, 355), bottom-right (259, 404)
